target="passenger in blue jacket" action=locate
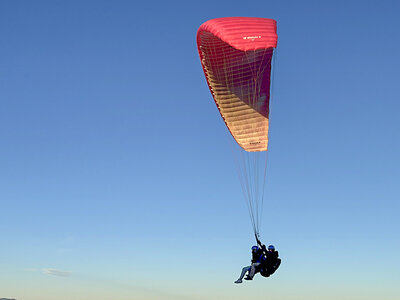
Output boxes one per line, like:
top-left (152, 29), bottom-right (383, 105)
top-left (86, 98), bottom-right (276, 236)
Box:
top-left (234, 245), bottom-right (264, 284)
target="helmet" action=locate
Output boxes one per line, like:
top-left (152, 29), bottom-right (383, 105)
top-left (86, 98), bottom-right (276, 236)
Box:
top-left (268, 245), bottom-right (275, 251)
top-left (251, 245), bottom-right (259, 251)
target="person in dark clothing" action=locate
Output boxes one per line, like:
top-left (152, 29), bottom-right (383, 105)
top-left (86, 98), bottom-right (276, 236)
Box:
top-left (253, 235), bottom-right (281, 277)
top-left (234, 245), bottom-right (264, 284)
top-left (259, 244), bottom-right (281, 277)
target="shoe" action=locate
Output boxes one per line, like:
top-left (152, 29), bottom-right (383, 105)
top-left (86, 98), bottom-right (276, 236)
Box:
top-left (244, 276), bottom-right (253, 280)
top-left (234, 279), bottom-right (242, 284)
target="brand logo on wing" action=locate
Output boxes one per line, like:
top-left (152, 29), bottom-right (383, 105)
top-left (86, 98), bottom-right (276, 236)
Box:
top-left (243, 36), bottom-right (262, 41)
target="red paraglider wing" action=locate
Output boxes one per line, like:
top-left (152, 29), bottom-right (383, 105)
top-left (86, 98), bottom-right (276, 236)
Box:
top-left (197, 17), bottom-right (278, 152)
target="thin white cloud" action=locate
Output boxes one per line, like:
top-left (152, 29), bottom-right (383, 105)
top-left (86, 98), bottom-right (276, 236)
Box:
top-left (42, 268), bottom-right (71, 277)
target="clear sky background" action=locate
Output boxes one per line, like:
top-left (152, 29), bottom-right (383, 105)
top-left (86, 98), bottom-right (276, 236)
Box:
top-left (1, 1), bottom-right (399, 299)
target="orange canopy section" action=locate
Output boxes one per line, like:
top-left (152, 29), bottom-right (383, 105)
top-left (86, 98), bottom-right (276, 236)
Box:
top-left (197, 17), bottom-right (278, 152)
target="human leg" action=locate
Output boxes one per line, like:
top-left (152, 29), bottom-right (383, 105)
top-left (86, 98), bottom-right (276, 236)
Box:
top-left (235, 266), bottom-right (251, 283)
top-left (247, 262), bottom-right (261, 279)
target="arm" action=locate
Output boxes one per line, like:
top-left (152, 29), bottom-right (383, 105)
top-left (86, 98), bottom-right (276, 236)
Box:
top-left (261, 244), bottom-right (267, 254)
top-left (255, 234), bottom-right (262, 247)
top-left (255, 234), bottom-right (267, 254)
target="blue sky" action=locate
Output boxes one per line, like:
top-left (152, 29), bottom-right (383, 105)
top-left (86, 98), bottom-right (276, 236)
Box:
top-left (1, 1), bottom-right (399, 299)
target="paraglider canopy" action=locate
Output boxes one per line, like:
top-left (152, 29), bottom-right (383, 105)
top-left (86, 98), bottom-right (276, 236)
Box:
top-left (197, 17), bottom-right (278, 152)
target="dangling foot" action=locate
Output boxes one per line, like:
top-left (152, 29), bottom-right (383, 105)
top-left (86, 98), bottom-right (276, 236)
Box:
top-left (244, 276), bottom-right (253, 280)
top-left (234, 279), bottom-right (242, 284)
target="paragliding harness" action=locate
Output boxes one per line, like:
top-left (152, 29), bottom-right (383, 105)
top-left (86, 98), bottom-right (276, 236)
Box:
top-left (259, 257), bottom-right (281, 277)
top-left (255, 235), bottom-right (281, 277)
